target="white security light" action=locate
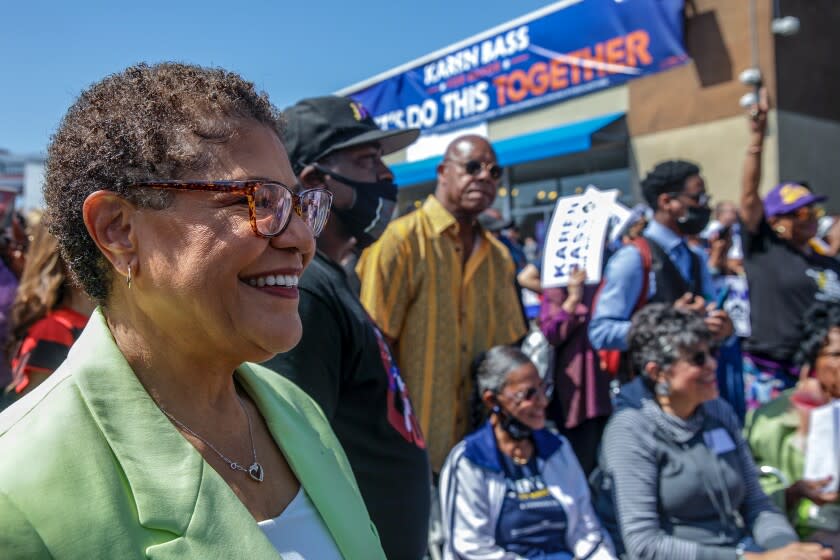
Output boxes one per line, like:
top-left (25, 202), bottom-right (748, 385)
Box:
top-left (739, 68), bottom-right (763, 87)
top-left (771, 16), bottom-right (800, 36)
top-left (739, 92), bottom-right (759, 109)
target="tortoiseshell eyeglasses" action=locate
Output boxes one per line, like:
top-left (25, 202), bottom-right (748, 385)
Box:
top-left (133, 181), bottom-right (333, 238)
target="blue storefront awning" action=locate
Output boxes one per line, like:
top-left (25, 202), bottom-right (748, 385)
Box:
top-left (391, 111), bottom-right (625, 188)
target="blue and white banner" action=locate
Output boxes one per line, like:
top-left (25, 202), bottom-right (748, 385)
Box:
top-left (344, 0), bottom-right (687, 134)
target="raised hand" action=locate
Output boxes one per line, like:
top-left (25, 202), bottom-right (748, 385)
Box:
top-left (561, 267), bottom-right (587, 314)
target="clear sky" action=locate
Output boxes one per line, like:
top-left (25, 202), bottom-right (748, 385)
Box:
top-left (2, 0), bottom-right (554, 155)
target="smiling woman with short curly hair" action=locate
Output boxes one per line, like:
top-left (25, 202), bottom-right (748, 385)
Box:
top-left (44, 62), bottom-right (282, 303)
top-left (0, 62), bottom-right (386, 559)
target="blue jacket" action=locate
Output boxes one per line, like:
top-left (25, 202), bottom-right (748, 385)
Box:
top-left (440, 421), bottom-right (615, 560)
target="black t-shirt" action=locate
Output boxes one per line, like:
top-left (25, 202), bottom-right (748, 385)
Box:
top-left (742, 220), bottom-right (840, 362)
top-left (263, 252), bottom-right (431, 560)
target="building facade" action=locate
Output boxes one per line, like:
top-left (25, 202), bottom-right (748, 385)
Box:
top-left (0, 150), bottom-right (45, 213)
top-left (338, 0), bottom-right (839, 235)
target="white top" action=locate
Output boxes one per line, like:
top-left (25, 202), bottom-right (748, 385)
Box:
top-left (257, 487), bottom-right (343, 559)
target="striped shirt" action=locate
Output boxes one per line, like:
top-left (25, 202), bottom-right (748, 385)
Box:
top-left (601, 383), bottom-right (797, 560)
top-left (11, 307), bottom-right (88, 394)
top-left (357, 195), bottom-right (527, 470)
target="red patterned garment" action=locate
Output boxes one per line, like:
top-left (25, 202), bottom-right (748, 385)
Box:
top-left (11, 307), bottom-right (88, 393)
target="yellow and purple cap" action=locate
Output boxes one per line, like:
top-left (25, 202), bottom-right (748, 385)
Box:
top-left (763, 182), bottom-right (827, 217)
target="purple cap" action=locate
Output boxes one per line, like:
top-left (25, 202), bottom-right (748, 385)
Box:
top-left (763, 183), bottom-right (827, 217)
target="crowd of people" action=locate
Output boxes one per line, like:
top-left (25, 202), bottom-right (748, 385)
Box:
top-left (0, 61), bottom-right (839, 560)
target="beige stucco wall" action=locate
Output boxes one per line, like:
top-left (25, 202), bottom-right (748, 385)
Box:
top-left (777, 111), bottom-right (840, 210)
top-left (630, 111), bottom-right (779, 205)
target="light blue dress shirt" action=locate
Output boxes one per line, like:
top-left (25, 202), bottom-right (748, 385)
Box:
top-left (589, 220), bottom-right (715, 351)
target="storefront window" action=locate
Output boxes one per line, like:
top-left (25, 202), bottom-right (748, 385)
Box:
top-left (507, 178), bottom-right (560, 212)
top-left (502, 167), bottom-right (632, 240)
top-left (559, 168), bottom-right (633, 205)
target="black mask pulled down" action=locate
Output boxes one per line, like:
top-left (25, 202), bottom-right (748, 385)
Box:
top-left (492, 404), bottom-right (533, 441)
top-left (314, 164), bottom-right (398, 249)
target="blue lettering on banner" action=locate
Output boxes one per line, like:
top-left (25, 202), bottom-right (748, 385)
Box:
top-left (345, 0), bottom-right (687, 134)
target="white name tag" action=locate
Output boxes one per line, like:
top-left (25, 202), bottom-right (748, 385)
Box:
top-left (703, 428), bottom-right (736, 455)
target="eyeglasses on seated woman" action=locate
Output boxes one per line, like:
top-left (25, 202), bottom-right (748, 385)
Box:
top-left (0, 62), bottom-right (385, 559)
top-left (439, 345), bottom-right (616, 560)
top-left (593, 303), bottom-right (832, 560)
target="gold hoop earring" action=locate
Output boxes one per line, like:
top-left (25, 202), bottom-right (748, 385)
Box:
top-left (126, 264), bottom-right (132, 289)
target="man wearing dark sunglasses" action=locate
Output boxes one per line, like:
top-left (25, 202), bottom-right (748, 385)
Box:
top-left (262, 96), bottom-right (431, 560)
top-left (357, 134), bottom-right (527, 475)
top-left (590, 159), bottom-right (734, 380)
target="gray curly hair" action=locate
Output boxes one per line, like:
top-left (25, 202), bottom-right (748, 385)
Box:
top-left (628, 303), bottom-right (710, 377)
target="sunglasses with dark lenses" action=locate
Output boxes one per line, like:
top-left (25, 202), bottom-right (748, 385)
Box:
top-left (669, 191), bottom-right (711, 207)
top-left (685, 350), bottom-right (713, 367)
top-left (784, 205), bottom-right (823, 221)
top-left (447, 159), bottom-right (504, 180)
top-left (134, 181), bottom-right (333, 238)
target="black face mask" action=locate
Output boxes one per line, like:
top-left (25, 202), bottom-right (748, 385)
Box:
top-left (676, 205), bottom-right (712, 236)
top-left (492, 404), bottom-right (532, 441)
top-left (314, 164), bottom-right (397, 249)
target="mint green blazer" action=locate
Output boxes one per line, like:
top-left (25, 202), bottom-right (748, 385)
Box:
top-left (0, 309), bottom-right (386, 559)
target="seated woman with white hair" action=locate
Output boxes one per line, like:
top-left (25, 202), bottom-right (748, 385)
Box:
top-left (440, 345), bottom-right (615, 560)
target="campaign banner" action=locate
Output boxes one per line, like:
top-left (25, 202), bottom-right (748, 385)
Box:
top-left (344, 0), bottom-right (687, 134)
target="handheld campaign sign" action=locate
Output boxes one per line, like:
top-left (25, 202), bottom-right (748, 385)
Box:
top-left (606, 198), bottom-right (633, 244)
top-left (541, 187), bottom-right (618, 289)
top-left (804, 401), bottom-right (840, 494)
top-left (719, 275), bottom-right (751, 338)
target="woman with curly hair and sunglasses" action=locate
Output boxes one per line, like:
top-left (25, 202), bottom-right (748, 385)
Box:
top-left (0, 62), bottom-right (386, 559)
top-left (595, 303), bottom-right (830, 560)
top-left (439, 345), bottom-right (615, 560)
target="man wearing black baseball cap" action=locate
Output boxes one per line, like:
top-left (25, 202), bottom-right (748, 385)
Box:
top-left (263, 96), bottom-right (430, 560)
top-left (283, 95), bottom-right (420, 251)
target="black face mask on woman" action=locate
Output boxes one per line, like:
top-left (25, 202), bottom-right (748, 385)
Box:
top-left (314, 164), bottom-right (398, 249)
top-left (492, 403), bottom-right (532, 440)
top-left (676, 205), bottom-right (712, 236)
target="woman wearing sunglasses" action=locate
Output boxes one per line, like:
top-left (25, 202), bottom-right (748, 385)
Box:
top-left (0, 63), bottom-right (386, 559)
top-left (596, 303), bottom-right (830, 560)
top-left (740, 89), bottom-right (840, 411)
top-left (439, 345), bottom-right (615, 560)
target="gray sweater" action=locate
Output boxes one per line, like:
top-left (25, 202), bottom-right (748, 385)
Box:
top-left (601, 378), bottom-right (797, 560)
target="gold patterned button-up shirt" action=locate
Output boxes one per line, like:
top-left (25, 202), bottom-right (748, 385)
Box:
top-left (357, 195), bottom-right (527, 470)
